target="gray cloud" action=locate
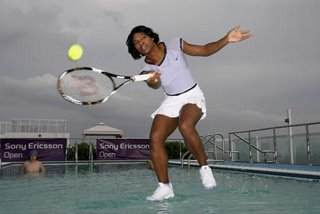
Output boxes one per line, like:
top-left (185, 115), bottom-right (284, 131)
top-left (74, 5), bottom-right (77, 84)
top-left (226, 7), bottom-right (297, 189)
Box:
top-left (1, 0), bottom-right (319, 138)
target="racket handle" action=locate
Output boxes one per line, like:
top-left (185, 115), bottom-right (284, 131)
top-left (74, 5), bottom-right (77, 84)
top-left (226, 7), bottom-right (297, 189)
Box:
top-left (132, 73), bottom-right (153, 82)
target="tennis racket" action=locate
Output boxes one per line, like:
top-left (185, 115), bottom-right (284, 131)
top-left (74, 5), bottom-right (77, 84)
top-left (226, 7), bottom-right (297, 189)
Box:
top-left (57, 66), bottom-right (152, 105)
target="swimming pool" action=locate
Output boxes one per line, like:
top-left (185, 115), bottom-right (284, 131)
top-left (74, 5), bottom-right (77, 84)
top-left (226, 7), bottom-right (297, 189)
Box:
top-left (0, 163), bottom-right (319, 214)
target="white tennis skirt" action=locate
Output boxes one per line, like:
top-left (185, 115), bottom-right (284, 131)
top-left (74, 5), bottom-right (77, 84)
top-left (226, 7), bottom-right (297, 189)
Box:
top-left (151, 85), bottom-right (207, 120)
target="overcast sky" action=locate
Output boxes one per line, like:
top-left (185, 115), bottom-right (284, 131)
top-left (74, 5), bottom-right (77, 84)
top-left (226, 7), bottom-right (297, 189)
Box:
top-left (1, 0), bottom-right (319, 138)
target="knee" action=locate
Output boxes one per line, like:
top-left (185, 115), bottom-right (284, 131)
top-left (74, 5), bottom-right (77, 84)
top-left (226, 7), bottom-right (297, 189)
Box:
top-left (150, 131), bottom-right (161, 144)
top-left (178, 120), bottom-right (193, 135)
top-left (149, 131), bottom-right (165, 150)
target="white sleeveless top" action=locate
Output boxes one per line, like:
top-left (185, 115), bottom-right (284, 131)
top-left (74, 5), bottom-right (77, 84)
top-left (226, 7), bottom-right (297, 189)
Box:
top-left (140, 38), bottom-right (196, 95)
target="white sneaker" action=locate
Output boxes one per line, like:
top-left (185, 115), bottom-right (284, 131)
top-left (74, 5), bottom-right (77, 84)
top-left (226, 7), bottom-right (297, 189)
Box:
top-left (200, 165), bottom-right (217, 189)
top-left (146, 182), bottom-right (174, 201)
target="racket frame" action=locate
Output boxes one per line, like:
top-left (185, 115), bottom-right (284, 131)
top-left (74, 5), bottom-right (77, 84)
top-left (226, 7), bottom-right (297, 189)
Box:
top-left (57, 66), bottom-right (151, 106)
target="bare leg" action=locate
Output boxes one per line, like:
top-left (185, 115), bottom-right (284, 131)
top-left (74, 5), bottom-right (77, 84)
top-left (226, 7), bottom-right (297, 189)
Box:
top-left (150, 115), bottom-right (178, 183)
top-left (178, 104), bottom-right (207, 166)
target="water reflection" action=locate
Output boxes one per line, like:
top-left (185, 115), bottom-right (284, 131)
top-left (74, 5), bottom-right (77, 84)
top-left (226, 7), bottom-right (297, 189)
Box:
top-left (148, 201), bottom-right (171, 214)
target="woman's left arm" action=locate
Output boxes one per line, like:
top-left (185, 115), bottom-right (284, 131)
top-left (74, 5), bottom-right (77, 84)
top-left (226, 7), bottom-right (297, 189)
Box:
top-left (182, 26), bottom-right (251, 57)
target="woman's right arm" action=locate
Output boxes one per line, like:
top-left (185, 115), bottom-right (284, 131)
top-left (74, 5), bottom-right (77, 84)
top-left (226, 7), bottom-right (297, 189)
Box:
top-left (141, 71), bottom-right (161, 89)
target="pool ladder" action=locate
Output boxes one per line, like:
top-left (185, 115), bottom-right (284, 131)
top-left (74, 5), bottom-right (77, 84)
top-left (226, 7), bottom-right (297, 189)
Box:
top-left (181, 133), bottom-right (226, 168)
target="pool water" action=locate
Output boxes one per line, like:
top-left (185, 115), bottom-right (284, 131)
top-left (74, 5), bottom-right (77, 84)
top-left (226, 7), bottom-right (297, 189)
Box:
top-left (0, 163), bottom-right (319, 214)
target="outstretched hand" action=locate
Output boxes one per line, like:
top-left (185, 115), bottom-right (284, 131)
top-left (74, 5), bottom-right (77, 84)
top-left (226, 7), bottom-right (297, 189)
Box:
top-left (227, 26), bottom-right (251, 43)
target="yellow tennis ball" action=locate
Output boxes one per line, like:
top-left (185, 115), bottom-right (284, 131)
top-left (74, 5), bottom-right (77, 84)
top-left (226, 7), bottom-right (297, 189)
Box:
top-left (68, 44), bottom-right (83, 61)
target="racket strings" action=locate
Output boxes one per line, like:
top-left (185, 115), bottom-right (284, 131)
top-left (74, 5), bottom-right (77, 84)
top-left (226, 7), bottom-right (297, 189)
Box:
top-left (59, 69), bottom-right (113, 103)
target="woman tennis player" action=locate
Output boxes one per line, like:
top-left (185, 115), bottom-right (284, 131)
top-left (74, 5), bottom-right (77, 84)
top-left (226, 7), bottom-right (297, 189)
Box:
top-left (126, 25), bottom-right (251, 201)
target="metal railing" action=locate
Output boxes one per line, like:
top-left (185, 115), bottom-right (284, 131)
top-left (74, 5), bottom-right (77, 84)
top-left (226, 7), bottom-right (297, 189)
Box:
top-left (228, 121), bottom-right (320, 164)
top-left (181, 133), bottom-right (225, 168)
top-left (204, 134), bottom-right (225, 161)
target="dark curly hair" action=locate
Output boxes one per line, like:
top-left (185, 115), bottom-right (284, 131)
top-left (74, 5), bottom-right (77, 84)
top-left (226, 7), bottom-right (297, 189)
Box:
top-left (126, 25), bottom-right (160, 60)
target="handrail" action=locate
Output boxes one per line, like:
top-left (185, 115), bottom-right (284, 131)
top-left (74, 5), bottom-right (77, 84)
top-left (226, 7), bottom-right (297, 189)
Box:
top-left (181, 133), bottom-right (225, 168)
top-left (181, 151), bottom-right (191, 168)
top-left (232, 133), bottom-right (264, 153)
top-left (228, 121), bottom-right (320, 164)
top-left (231, 132), bottom-right (276, 163)
top-left (229, 122), bottom-right (320, 134)
top-left (205, 133), bottom-right (225, 161)
top-left (206, 134), bottom-right (225, 152)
